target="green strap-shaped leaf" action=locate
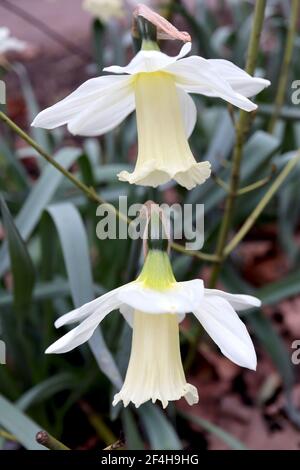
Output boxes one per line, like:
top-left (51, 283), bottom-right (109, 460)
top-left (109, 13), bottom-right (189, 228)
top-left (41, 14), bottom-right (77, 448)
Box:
top-left (45, 202), bottom-right (122, 389)
top-left (0, 394), bottom-right (45, 450)
top-left (258, 268), bottom-right (300, 305)
top-left (16, 372), bottom-right (77, 412)
top-left (0, 147), bottom-right (82, 277)
top-left (122, 409), bottom-right (145, 450)
top-left (139, 403), bottom-right (182, 450)
top-left (180, 411), bottom-right (248, 450)
top-left (0, 140), bottom-right (30, 190)
top-left (0, 196), bottom-right (35, 313)
top-left (14, 63), bottom-right (51, 153)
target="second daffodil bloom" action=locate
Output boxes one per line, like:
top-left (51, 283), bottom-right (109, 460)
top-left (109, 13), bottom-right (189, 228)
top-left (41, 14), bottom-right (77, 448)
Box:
top-left (82, 0), bottom-right (124, 23)
top-left (0, 27), bottom-right (27, 55)
top-left (32, 40), bottom-right (270, 190)
top-left (46, 246), bottom-right (260, 409)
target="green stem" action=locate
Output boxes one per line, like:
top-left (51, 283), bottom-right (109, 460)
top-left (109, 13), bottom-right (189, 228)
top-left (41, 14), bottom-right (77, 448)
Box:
top-left (0, 110), bottom-right (128, 224)
top-left (36, 430), bottom-right (70, 450)
top-left (0, 110), bottom-right (215, 262)
top-left (224, 150), bottom-right (300, 257)
top-left (80, 401), bottom-right (117, 446)
top-left (136, 16), bottom-right (157, 44)
top-left (268, 0), bottom-right (299, 133)
top-left (209, 0), bottom-right (267, 289)
top-left (170, 241), bottom-right (219, 262)
top-left (0, 429), bottom-right (18, 442)
top-left (237, 172), bottom-right (274, 195)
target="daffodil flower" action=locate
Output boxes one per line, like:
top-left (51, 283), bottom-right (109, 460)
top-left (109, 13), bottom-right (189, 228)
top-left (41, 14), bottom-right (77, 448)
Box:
top-left (32, 42), bottom-right (270, 189)
top-left (46, 249), bottom-right (260, 408)
top-left (82, 0), bottom-right (124, 23)
top-left (0, 27), bottom-right (26, 55)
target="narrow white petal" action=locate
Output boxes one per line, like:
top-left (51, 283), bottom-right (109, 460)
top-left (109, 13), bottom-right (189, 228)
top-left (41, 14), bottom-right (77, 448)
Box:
top-left (193, 296), bottom-right (257, 370)
top-left (32, 75), bottom-right (133, 131)
top-left (67, 81), bottom-right (135, 135)
top-left (0, 27), bottom-right (26, 54)
top-left (177, 87), bottom-right (197, 138)
top-left (119, 304), bottom-right (134, 328)
top-left (0, 27), bottom-right (10, 41)
top-left (117, 279), bottom-right (204, 314)
top-left (45, 306), bottom-right (115, 354)
top-left (103, 42), bottom-right (191, 75)
top-left (207, 59), bottom-right (270, 97)
top-left (120, 304), bottom-right (185, 328)
top-left (54, 284), bottom-right (131, 328)
top-left (168, 56), bottom-right (260, 111)
top-left (204, 288), bottom-right (261, 311)
top-left (0, 38), bottom-right (26, 54)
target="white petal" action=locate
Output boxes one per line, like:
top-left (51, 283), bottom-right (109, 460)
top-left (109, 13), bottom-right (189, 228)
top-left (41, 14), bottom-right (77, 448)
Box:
top-left (193, 296), bottom-right (257, 370)
top-left (46, 304), bottom-right (117, 354)
top-left (0, 27), bottom-right (26, 54)
top-left (119, 303), bottom-right (134, 328)
top-left (0, 27), bottom-right (9, 41)
top-left (103, 42), bottom-right (191, 75)
top-left (177, 87), bottom-right (197, 138)
top-left (168, 56), bottom-right (259, 111)
top-left (120, 304), bottom-right (185, 327)
top-left (32, 75), bottom-right (133, 132)
top-left (204, 288), bottom-right (261, 311)
top-left (207, 59), bottom-right (270, 97)
top-left (117, 279), bottom-right (204, 314)
top-left (54, 284), bottom-right (131, 328)
top-left (0, 38), bottom-right (26, 54)
top-left (67, 80), bottom-right (135, 135)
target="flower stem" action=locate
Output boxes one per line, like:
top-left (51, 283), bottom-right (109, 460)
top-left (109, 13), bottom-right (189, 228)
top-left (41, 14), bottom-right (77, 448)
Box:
top-left (0, 429), bottom-right (18, 442)
top-left (80, 401), bottom-right (118, 446)
top-left (268, 0), bottom-right (299, 133)
top-left (136, 15), bottom-right (159, 50)
top-left (208, 0), bottom-right (267, 289)
top-left (36, 430), bottom-right (70, 450)
top-left (0, 110), bottom-right (128, 225)
top-left (0, 110), bottom-right (215, 262)
top-left (237, 170), bottom-right (275, 195)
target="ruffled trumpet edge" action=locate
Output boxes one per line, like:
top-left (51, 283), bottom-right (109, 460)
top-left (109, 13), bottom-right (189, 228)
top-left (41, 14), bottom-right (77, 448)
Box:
top-left (118, 161), bottom-right (211, 190)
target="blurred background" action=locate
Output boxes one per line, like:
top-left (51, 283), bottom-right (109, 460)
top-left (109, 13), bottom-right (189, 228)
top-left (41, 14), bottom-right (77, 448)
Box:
top-left (1, 0), bottom-right (300, 450)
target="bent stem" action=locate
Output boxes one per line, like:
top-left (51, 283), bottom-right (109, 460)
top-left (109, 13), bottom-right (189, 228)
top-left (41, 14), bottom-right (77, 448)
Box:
top-left (268, 0), bottom-right (299, 133)
top-left (208, 0), bottom-right (267, 289)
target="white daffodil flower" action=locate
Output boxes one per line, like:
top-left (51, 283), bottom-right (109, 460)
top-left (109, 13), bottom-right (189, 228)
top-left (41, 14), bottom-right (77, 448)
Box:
top-left (0, 27), bottom-right (27, 55)
top-left (46, 249), bottom-right (260, 409)
top-left (82, 0), bottom-right (124, 23)
top-left (32, 42), bottom-right (270, 189)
